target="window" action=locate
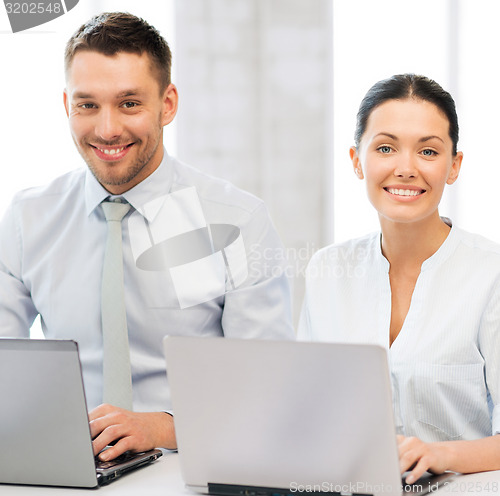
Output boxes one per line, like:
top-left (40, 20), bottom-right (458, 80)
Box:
top-left (332, 0), bottom-right (500, 244)
top-left (332, 0), bottom-right (456, 243)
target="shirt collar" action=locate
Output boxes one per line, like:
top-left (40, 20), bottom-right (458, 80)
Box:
top-left (84, 148), bottom-right (174, 221)
top-left (420, 218), bottom-right (458, 271)
top-left (372, 217), bottom-right (458, 273)
top-left (373, 232), bottom-right (390, 273)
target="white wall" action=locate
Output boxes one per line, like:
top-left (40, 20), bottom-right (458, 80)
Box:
top-left (332, 0), bottom-right (455, 243)
top-left (455, 0), bottom-right (500, 240)
top-left (332, 0), bottom-right (500, 246)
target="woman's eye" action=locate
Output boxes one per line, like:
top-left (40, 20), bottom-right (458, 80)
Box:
top-left (422, 149), bottom-right (437, 157)
top-left (378, 146), bottom-right (392, 154)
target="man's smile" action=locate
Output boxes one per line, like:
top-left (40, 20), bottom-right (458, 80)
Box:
top-left (90, 143), bottom-right (134, 161)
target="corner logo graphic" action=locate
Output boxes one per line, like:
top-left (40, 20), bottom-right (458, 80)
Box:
top-left (128, 187), bottom-right (248, 309)
top-left (4, 0), bottom-right (78, 33)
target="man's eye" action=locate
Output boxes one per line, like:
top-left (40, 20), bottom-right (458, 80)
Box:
top-left (80, 103), bottom-right (96, 109)
top-left (122, 102), bottom-right (138, 109)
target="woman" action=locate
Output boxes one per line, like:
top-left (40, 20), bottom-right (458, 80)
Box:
top-left (298, 74), bottom-right (500, 482)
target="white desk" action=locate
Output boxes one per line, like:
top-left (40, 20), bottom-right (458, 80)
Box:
top-left (2, 453), bottom-right (500, 496)
top-left (1, 452), bottom-right (188, 496)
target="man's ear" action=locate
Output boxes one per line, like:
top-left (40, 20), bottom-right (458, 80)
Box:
top-left (63, 89), bottom-right (70, 118)
top-left (446, 151), bottom-right (463, 185)
top-left (161, 83), bottom-right (178, 126)
top-left (350, 146), bottom-right (364, 179)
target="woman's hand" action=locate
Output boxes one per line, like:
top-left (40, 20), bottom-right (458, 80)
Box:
top-left (397, 435), bottom-right (451, 483)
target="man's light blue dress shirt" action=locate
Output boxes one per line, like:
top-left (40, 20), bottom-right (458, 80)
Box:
top-left (0, 151), bottom-right (294, 411)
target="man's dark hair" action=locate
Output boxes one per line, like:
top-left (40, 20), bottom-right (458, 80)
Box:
top-left (65, 12), bottom-right (172, 92)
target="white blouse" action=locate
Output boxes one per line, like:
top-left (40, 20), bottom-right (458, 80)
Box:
top-left (298, 224), bottom-right (500, 442)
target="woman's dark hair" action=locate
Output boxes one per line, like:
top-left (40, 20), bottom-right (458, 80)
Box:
top-left (65, 12), bottom-right (172, 93)
top-left (354, 74), bottom-right (459, 155)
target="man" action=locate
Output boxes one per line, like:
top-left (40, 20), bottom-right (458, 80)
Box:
top-left (0, 13), bottom-right (293, 460)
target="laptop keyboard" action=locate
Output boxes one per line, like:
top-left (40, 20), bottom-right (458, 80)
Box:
top-left (95, 451), bottom-right (139, 469)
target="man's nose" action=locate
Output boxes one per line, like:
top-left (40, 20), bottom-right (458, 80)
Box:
top-left (95, 108), bottom-right (123, 142)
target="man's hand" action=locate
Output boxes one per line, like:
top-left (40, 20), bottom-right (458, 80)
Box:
top-left (89, 404), bottom-right (177, 461)
top-left (397, 435), bottom-right (450, 483)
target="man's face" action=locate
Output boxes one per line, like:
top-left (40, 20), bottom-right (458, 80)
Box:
top-left (64, 51), bottom-right (177, 194)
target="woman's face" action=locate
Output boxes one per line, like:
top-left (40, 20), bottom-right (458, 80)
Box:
top-left (350, 98), bottom-right (463, 226)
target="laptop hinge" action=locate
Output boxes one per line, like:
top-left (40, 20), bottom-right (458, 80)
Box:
top-left (208, 483), bottom-right (373, 496)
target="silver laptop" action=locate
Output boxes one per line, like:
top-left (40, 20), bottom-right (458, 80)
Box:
top-left (0, 338), bottom-right (162, 488)
top-left (163, 337), bottom-right (454, 496)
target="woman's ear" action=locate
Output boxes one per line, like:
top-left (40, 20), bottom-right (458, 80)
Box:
top-left (446, 151), bottom-right (463, 185)
top-left (350, 146), bottom-right (364, 179)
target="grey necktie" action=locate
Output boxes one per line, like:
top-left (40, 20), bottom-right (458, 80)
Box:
top-left (101, 200), bottom-right (133, 410)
